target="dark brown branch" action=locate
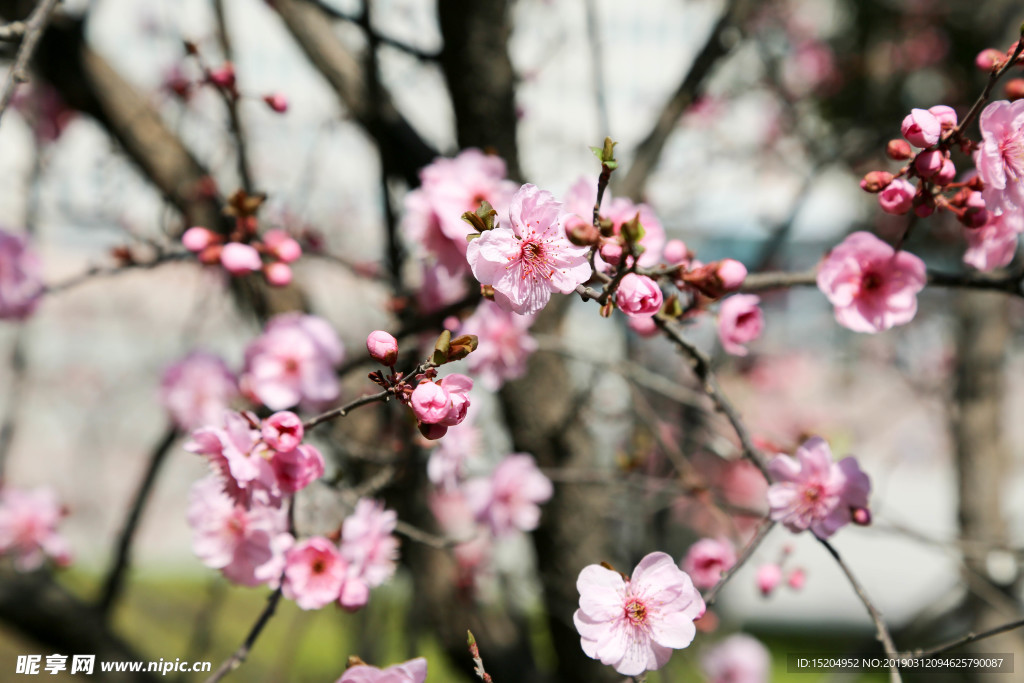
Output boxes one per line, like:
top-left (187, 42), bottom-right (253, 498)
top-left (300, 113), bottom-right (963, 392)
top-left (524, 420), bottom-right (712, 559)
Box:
top-left (306, 0), bottom-right (440, 60)
top-left (653, 314), bottom-right (771, 479)
top-left (0, 0), bottom-right (59, 127)
top-left (818, 538), bottom-right (901, 683)
top-left (303, 389), bottom-right (390, 430)
top-left (97, 426), bottom-right (179, 616)
top-left (703, 520), bottom-right (774, 606)
top-left (204, 587), bottom-right (283, 683)
top-left (616, 0), bottom-right (754, 200)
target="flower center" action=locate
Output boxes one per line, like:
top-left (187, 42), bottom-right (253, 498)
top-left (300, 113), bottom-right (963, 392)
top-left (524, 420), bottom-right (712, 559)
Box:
top-left (803, 484), bottom-right (822, 503)
top-left (999, 132), bottom-right (1024, 182)
top-left (624, 598), bottom-right (648, 625)
top-left (511, 238), bottom-right (554, 280)
top-left (861, 272), bottom-right (882, 291)
top-left (312, 558), bottom-right (326, 574)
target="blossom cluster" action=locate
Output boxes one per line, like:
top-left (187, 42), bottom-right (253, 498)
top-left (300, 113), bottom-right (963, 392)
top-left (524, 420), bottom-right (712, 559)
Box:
top-left (0, 486), bottom-right (72, 571)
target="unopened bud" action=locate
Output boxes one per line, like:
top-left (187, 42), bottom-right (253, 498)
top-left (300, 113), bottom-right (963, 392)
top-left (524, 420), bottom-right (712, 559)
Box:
top-left (565, 214), bottom-right (600, 246)
top-left (975, 48), bottom-right (1003, 71)
top-left (198, 244), bottom-right (223, 265)
top-left (182, 226), bottom-right (218, 252)
top-left (886, 139), bottom-right (913, 160)
top-left (366, 330), bottom-right (399, 366)
top-left (432, 329), bottom-right (452, 366)
top-left (208, 62), bottom-right (236, 89)
top-left (914, 150), bottom-right (944, 179)
top-left (418, 422), bottom-right (448, 440)
top-left (599, 241), bottom-right (623, 266)
top-left (263, 93), bottom-right (289, 113)
top-left (663, 239), bottom-right (689, 264)
top-left (715, 259), bottom-right (747, 291)
top-left (1006, 78), bottom-right (1024, 102)
top-left (263, 261), bottom-right (292, 287)
top-left (860, 170), bottom-right (894, 192)
top-left (621, 212), bottom-right (645, 245)
top-left (447, 334), bottom-right (478, 361)
top-left (851, 507), bottom-right (872, 526)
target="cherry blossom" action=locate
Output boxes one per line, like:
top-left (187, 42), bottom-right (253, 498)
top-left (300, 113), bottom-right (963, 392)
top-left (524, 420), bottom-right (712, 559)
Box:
top-left (976, 99), bottom-right (1024, 213)
top-left (241, 313), bottom-right (344, 410)
top-left (459, 300), bottom-right (538, 390)
top-left (901, 107), bottom-right (941, 147)
top-left (340, 499), bottom-right (399, 591)
top-left (816, 231), bottom-right (926, 333)
top-left (270, 444), bottom-right (324, 493)
top-left (0, 229), bottom-right (43, 320)
top-left (336, 658), bottom-right (427, 683)
top-left (187, 475), bottom-right (292, 587)
top-left (366, 330), bottom-right (399, 367)
top-left (261, 411), bottom-right (304, 452)
top-left (283, 537), bottom-right (347, 610)
top-left (574, 551), bottom-right (705, 676)
top-left (616, 273), bottom-right (663, 318)
top-left (766, 436), bottom-right (872, 539)
top-left (963, 210), bottom-right (1024, 271)
top-left (467, 184), bottom-right (591, 315)
top-left (681, 538), bottom-right (736, 589)
top-left (701, 634), bottom-right (771, 683)
top-left (717, 294), bottom-right (764, 356)
top-left (160, 351), bottom-right (239, 431)
top-left (0, 486), bottom-right (72, 571)
top-left (186, 411), bottom-right (276, 498)
top-left (756, 563), bottom-right (782, 596)
top-left (563, 177), bottom-right (665, 269)
top-left (465, 453), bottom-right (553, 536)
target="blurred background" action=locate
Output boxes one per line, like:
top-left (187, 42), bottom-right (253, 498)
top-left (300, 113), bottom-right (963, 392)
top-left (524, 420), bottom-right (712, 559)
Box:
top-left (0, 0), bottom-right (1023, 681)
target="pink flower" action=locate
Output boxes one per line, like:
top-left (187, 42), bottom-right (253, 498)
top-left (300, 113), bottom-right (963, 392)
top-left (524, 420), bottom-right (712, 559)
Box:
top-left (366, 330), bottom-right (398, 367)
top-left (465, 454), bottom-right (553, 536)
top-left (663, 239), bottom-right (690, 265)
top-left (977, 99), bottom-right (1024, 213)
top-left (160, 351), bottom-right (239, 431)
top-left (766, 436), bottom-right (872, 539)
top-left (756, 563), bottom-right (782, 596)
top-left (901, 108), bottom-right (941, 147)
top-left (187, 475), bottom-right (292, 587)
top-left (574, 551), bottom-right (705, 676)
top-left (336, 658), bottom-right (427, 683)
top-left (816, 231), bottom-right (926, 333)
top-left (261, 411), bottom-right (304, 452)
top-left (271, 444), bottom-right (324, 493)
top-left (182, 226), bottom-right (218, 252)
top-left (0, 487), bottom-right (72, 570)
top-left (283, 537), bottom-right (347, 610)
top-left (681, 538), bottom-right (736, 589)
top-left (459, 301), bottom-right (538, 390)
top-left (877, 178), bottom-right (915, 214)
top-left (929, 104), bottom-right (958, 130)
top-left (402, 149), bottom-right (517, 276)
top-left (0, 229), bottom-right (43, 320)
top-left (963, 210), bottom-right (1024, 271)
top-left (220, 242), bottom-right (262, 275)
top-left (717, 294), bottom-right (764, 356)
top-left (427, 421), bottom-right (480, 489)
top-left (410, 381), bottom-right (450, 424)
top-left (701, 634), bottom-right (771, 683)
top-left (616, 273), bottom-right (663, 318)
top-left (467, 184), bottom-right (592, 315)
top-left (787, 567), bottom-right (807, 590)
top-left (563, 178), bottom-right (665, 269)
top-left (241, 313), bottom-right (344, 410)
top-left (263, 262), bottom-right (292, 287)
top-left (340, 499), bottom-right (399, 589)
top-left (186, 412), bottom-right (277, 498)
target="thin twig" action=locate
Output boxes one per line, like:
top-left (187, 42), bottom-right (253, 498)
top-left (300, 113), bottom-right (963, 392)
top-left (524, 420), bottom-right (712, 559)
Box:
top-left (818, 538), bottom-right (901, 683)
top-left (947, 29), bottom-right (1024, 143)
top-left (652, 315), bottom-right (771, 479)
top-left (0, 0), bottom-right (61, 128)
top-left (302, 389), bottom-right (390, 431)
top-left (307, 0), bottom-right (440, 60)
top-left (42, 251), bottom-right (191, 295)
top-left (902, 617), bottom-right (1024, 659)
top-left (212, 0), bottom-right (255, 194)
top-left (703, 519), bottom-right (774, 606)
top-left (97, 426), bottom-right (179, 615)
top-left (0, 21), bottom-right (26, 41)
top-left (203, 586), bottom-right (284, 683)
top-left (582, 0), bottom-right (609, 137)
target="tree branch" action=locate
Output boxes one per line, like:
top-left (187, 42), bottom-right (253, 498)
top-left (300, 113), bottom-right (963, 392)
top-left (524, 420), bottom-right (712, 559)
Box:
top-left (0, 0), bottom-right (60, 128)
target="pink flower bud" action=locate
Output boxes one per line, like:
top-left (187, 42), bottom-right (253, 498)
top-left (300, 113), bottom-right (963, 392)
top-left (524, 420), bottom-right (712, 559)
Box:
top-left (878, 178), bottom-right (915, 214)
top-left (565, 214), bottom-right (600, 247)
top-left (366, 330), bottom-right (398, 366)
top-left (935, 158), bottom-right (956, 186)
top-left (599, 241), bottom-right (623, 266)
top-left (264, 262), bottom-right (292, 287)
top-left (756, 563), bottom-right (782, 597)
top-left (715, 259), bottom-right (747, 291)
top-left (901, 108), bottom-right (941, 148)
top-left (914, 201), bottom-right (935, 218)
top-left (438, 374), bottom-right (472, 427)
top-left (418, 422), bottom-right (448, 440)
top-left (787, 568), bottom-right (806, 590)
top-left (220, 242), bottom-right (262, 275)
top-left (860, 171), bottom-right (894, 193)
top-left (182, 226), bottom-right (218, 252)
top-left (852, 507), bottom-right (872, 526)
top-left (410, 381), bottom-right (451, 424)
top-left (1005, 78), bottom-right (1024, 102)
top-left (271, 444), bottom-right (324, 493)
top-left (663, 238), bottom-right (689, 264)
top-left (263, 229), bottom-right (302, 263)
top-left (886, 139), bottom-right (913, 160)
top-left (616, 273), bottom-right (663, 318)
top-left (975, 48), bottom-right (1003, 71)
top-left (262, 411), bottom-right (304, 452)
top-left (914, 150), bottom-right (944, 178)
top-left (928, 105), bottom-right (957, 130)
top-left (263, 93), bottom-right (289, 113)
top-left (208, 62), bottom-right (236, 89)
top-left (962, 191), bottom-right (989, 228)
top-left (198, 244), bottom-right (222, 265)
